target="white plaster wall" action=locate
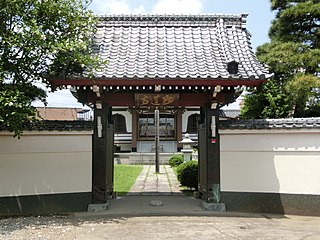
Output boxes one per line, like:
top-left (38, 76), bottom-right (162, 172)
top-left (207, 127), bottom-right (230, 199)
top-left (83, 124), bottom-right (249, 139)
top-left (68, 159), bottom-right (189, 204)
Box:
top-left (182, 110), bottom-right (199, 133)
top-left (0, 132), bottom-right (92, 197)
top-left (113, 110), bottom-right (132, 132)
top-left (2, 128), bottom-right (320, 197)
top-left (220, 129), bottom-right (320, 195)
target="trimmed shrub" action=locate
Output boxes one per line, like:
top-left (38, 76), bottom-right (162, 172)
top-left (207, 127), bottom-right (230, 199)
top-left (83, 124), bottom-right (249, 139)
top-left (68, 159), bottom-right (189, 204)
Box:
top-left (169, 154), bottom-right (183, 167)
top-left (176, 160), bottom-right (198, 190)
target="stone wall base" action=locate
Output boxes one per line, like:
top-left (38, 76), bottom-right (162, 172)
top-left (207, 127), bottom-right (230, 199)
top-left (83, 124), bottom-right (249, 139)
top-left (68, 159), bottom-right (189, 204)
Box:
top-left (222, 192), bottom-right (320, 216)
top-left (0, 192), bottom-right (91, 217)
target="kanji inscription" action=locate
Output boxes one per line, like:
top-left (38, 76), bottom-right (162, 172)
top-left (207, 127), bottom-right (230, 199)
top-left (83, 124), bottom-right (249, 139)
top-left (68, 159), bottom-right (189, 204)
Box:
top-left (135, 94), bottom-right (179, 106)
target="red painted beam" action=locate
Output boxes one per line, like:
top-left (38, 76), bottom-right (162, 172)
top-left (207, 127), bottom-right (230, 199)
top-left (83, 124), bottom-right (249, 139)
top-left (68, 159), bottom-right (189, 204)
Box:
top-left (179, 93), bottom-right (212, 106)
top-left (104, 93), bottom-right (135, 106)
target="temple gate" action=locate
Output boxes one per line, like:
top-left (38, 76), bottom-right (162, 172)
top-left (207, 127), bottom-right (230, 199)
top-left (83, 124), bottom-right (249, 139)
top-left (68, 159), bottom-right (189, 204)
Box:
top-left (51, 14), bottom-right (271, 207)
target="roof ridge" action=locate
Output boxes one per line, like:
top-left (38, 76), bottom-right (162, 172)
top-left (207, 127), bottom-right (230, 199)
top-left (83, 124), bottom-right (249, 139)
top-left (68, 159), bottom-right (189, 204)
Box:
top-left (96, 13), bottom-right (248, 22)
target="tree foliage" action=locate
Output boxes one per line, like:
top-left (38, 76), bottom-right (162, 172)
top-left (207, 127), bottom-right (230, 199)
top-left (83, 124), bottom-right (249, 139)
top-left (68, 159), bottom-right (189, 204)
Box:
top-left (0, 0), bottom-right (101, 136)
top-left (241, 79), bottom-right (290, 119)
top-left (241, 0), bottom-right (320, 119)
top-left (0, 83), bottom-right (46, 137)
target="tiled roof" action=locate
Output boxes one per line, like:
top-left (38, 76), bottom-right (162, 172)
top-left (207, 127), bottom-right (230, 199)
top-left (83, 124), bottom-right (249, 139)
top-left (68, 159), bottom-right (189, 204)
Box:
top-left (2, 118), bottom-right (320, 133)
top-left (92, 14), bottom-right (271, 80)
top-left (219, 109), bottom-right (240, 119)
top-left (0, 120), bottom-right (93, 132)
top-left (220, 118), bottom-right (320, 130)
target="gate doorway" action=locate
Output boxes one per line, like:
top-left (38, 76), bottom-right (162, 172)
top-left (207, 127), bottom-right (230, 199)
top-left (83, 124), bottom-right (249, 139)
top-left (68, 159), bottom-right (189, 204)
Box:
top-left (87, 96), bottom-right (223, 204)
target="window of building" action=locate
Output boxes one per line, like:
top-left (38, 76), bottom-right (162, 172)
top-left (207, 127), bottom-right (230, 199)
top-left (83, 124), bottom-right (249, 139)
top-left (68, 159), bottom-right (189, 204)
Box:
top-left (187, 113), bottom-right (200, 134)
top-left (138, 113), bottom-right (175, 139)
top-left (113, 114), bottom-right (127, 133)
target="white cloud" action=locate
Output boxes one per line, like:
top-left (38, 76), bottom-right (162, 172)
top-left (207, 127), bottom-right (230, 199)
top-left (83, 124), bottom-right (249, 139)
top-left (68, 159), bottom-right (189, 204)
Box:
top-left (33, 90), bottom-right (84, 108)
top-left (90, 0), bottom-right (203, 15)
top-left (91, 0), bottom-right (145, 14)
top-left (152, 0), bottom-right (203, 14)
top-left (132, 5), bottom-right (146, 14)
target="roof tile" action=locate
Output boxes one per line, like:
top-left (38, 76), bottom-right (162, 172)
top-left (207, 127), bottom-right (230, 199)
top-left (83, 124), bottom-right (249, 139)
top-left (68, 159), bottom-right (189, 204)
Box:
top-left (220, 118), bottom-right (320, 130)
top-left (90, 14), bottom-right (271, 80)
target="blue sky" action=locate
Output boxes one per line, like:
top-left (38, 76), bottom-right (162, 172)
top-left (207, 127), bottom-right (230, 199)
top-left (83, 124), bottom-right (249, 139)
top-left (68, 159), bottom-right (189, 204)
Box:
top-left (34, 0), bottom-right (274, 108)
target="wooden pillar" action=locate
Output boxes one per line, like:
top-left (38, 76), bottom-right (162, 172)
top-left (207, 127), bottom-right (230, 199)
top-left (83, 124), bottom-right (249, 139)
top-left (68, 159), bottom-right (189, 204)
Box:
top-left (131, 109), bottom-right (138, 152)
top-left (154, 109), bottom-right (160, 173)
top-left (92, 102), bottom-right (114, 203)
top-left (176, 109), bottom-right (183, 151)
top-left (198, 104), bottom-right (221, 202)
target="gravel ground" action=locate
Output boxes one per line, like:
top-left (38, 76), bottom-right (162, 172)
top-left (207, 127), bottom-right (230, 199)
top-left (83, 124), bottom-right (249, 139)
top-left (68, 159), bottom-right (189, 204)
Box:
top-left (1, 214), bottom-right (320, 240)
top-left (0, 215), bottom-right (81, 240)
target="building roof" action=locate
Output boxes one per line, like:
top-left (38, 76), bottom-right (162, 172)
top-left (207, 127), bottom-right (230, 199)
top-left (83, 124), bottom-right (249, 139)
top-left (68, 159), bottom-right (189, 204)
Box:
top-left (36, 107), bottom-right (81, 121)
top-left (91, 14), bottom-right (271, 81)
top-left (219, 109), bottom-right (240, 119)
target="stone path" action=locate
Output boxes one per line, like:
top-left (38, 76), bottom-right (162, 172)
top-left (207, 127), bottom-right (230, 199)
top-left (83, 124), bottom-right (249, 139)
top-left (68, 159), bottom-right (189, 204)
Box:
top-left (127, 165), bottom-right (183, 196)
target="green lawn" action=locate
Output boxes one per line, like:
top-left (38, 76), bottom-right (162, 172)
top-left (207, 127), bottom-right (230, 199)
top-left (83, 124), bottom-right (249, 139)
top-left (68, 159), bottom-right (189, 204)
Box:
top-left (114, 165), bottom-right (143, 196)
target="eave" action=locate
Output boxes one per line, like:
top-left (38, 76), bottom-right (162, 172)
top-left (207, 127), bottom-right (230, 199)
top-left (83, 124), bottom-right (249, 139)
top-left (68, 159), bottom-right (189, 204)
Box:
top-left (51, 78), bottom-right (266, 89)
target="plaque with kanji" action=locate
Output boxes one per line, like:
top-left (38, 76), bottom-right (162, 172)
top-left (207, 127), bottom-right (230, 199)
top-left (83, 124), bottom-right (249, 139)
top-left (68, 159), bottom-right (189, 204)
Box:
top-left (135, 94), bottom-right (179, 106)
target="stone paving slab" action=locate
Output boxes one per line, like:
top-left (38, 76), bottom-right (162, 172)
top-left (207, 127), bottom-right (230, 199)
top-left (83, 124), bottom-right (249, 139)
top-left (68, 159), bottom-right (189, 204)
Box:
top-left (127, 165), bottom-right (183, 196)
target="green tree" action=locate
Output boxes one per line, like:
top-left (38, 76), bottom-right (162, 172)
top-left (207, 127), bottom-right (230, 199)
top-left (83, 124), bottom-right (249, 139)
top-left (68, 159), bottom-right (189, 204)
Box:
top-left (0, 0), bottom-right (101, 136)
top-left (241, 0), bottom-right (320, 119)
top-left (241, 79), bottom-right (290, 119)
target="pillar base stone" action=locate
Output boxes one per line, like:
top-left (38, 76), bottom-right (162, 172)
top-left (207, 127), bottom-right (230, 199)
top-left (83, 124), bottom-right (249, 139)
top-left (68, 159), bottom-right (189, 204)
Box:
top-left (202, 202), bottom-right (226, 212)
top-left (87, 202), bottom-right (111, 212)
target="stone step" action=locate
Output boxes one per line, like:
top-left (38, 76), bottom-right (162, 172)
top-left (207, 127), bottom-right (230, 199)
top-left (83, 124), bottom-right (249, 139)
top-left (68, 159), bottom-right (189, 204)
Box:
top-left (114, 153), bottom-right (176, 165)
